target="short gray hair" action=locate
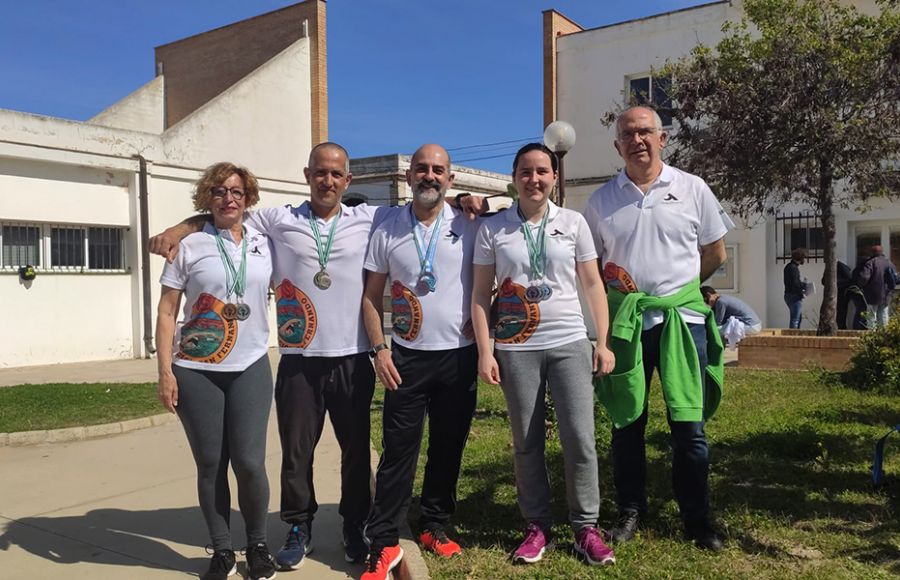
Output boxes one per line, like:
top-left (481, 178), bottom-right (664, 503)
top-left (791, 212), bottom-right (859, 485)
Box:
top-left (615, 106), bottom-right (664, 137)
top-left (308, 141), bottom-right (350, 173)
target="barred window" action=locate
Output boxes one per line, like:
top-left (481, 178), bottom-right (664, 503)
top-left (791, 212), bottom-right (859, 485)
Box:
top-left (51, 226), bottom-right (86, 269)
top-left (1, 222), bottom-right (128, 272)
top-left (88, 227), bottom-right (124, 270)
top-left (1, 224), bottom-right (41, 267)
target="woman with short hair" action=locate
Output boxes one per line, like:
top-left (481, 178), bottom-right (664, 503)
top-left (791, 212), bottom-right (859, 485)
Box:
top-left (156, 162), bottom-right (276, 580)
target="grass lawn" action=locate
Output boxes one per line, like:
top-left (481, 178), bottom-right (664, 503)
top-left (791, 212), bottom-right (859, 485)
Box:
top-left (371, 368), bottom-right (900, 579)
top-left (0, 383), bottom-right (160, 433)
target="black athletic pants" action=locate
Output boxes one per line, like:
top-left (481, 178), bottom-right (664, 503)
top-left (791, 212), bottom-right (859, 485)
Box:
top-left (275, 352), bottom-right (376, 527)
top-left (365, 343), bottom-right (478, 549)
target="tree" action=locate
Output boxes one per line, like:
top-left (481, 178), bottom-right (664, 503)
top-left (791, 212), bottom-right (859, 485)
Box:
top-left (657, 0), bottom-right (900, 335)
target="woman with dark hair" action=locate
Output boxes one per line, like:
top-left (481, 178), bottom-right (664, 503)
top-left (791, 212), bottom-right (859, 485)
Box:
top-left (156, 162), bottom-right (276, 580)
top-left (783, 247), bottom-right (808, 328)
top-left (470, 143), bottom-right (616, 567)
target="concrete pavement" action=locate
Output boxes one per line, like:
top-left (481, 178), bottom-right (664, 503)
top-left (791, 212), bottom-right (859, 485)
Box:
top-left (0, 350), bottom-right (429, 579)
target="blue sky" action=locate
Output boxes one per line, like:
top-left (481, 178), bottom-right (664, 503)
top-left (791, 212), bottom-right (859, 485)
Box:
top-left (0, 0), bottom-right (707, 173)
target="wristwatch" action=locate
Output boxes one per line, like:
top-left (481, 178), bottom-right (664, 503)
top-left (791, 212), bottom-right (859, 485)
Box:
top-left (369, 343), bottom-right (390, 358)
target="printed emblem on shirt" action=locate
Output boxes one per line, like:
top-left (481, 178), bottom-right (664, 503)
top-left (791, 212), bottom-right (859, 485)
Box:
top-left (276, 279), bottom-right (317, 348)
top-left (493, 278), bottom-right (540, 344)
top-left (603, 262), bottom-right (638, 293)
top-left (391, 280), bottom-right (422, 341)
top-left (177, 293), bottom-right (238, 363)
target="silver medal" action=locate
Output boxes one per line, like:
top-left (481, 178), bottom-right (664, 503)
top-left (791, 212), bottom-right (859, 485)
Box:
top-left (539, 283), bottom-right (553, 302)
top-left (314, 270), bottom-right (332, 290)
top-left (525, 285), bottom-right (543, 303)
top-left (236, 303), bottom-right (251, 321)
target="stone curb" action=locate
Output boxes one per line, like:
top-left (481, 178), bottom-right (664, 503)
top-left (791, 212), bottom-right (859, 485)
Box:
top-left (0, 412), bottom-right (178, 447)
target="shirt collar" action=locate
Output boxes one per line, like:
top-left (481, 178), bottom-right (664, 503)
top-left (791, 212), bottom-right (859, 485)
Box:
top-left (504, 200), bottom-right (560, 223)
top-left (304, 200), bottom-right (348, 222)
top-left (616, 163), bottom-right (675, 191)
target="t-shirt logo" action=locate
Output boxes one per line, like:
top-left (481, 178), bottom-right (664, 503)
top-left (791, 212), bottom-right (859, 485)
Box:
top-left (177, 293), bottom-right (238, 363)
top-left (276, 279), bottom-right (317, 348)
top-left (662, 193), bottom-right (679, 203)
top-left (603, 262), bottom-right (638, 293)
top-left (493, 278), bottom-right (540, 344)
top-left (391, 281), bottom-right (422, 341)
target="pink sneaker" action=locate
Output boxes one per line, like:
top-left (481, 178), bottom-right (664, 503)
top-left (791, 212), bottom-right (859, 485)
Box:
top-left (574, 526), bottom-right (615, 566)
top-left (512, 522), bottom-right (550, 564)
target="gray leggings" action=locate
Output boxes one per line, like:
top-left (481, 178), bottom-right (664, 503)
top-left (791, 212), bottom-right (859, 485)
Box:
top-left (495, 338), bottom-right (600, 532)
top-left (173, 354), bottom-right (273, 550)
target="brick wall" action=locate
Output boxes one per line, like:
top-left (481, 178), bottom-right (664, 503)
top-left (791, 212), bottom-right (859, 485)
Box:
top-left (739, 330), bottom-right (860, 370)
top-left (155, 0), bottom-right (326, 145)
top-left (542, 9), bottom-right (584, 129)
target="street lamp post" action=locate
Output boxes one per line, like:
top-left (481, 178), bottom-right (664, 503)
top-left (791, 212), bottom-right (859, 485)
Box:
top-left (543, 120), bottom-right (576, 207)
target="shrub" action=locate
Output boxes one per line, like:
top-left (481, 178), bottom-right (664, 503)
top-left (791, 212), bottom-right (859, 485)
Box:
top-left (842, 315), bottom-right (900, 394)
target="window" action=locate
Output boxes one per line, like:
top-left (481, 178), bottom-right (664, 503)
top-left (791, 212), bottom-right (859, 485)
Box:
top-left (1, 222), bottom-right (128, 272)
top-left (627, 74), bottom-right (673, 126)
top-left (775, 212), bottom-right (823, 262)
top-left (1, 224), bottom-right (41, 267)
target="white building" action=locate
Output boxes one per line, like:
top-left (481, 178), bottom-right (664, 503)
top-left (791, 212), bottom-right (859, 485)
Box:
top-left (543, 0), bottom-right (899, 329)
top-left (0, 1), bottom-right (327, 367)
top-left (348, 154), bottom-right (512, 211)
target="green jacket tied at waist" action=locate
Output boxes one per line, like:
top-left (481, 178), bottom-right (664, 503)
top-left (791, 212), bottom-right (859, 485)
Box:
top-left (594, 279), bottom-right (724, 429)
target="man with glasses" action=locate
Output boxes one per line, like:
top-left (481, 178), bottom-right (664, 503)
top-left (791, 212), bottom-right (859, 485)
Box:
top-left (583, 106), bottom-right (733, 551)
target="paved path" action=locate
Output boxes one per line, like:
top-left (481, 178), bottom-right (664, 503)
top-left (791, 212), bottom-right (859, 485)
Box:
top-left (0, 351), bottom-right (428, 579)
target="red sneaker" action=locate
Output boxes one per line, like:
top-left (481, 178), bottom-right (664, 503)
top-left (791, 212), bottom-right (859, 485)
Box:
top-left (418, 529), bottom-right (462, 558)
top-left (360, 544), bottom-right (403, 580)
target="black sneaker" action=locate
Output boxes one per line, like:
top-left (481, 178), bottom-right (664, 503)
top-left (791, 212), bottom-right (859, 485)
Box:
top-left (607, 510), bottom-right (641, 543)
top-left (201, 546), bottom-right (236, 580)
top-left (343, 521), bottom-right (368, 563)
top-left (685, 518), bottom-right (724, 551)
top-left (245, 542), bottom-right (277, 579)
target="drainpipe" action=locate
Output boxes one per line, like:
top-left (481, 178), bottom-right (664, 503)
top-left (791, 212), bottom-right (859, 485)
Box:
top-left (136, 155), bottom-right (157, 355)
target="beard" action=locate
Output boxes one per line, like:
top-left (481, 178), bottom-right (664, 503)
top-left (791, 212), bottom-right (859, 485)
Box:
top-left (412, 182), bottom-right (444, 208)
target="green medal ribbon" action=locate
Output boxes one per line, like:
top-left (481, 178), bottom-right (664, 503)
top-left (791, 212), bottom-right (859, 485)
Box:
top-left (519, 205), bottom-right (549, 282)
top-left (214, 228), bottom-right (248, 300)
top-left (308, 206), bottom-right (341, 273)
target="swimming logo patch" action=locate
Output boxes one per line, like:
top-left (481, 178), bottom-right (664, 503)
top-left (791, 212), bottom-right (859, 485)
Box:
top-left (603, 262), bottom-right (638, 293)
top-left (276, 279), bottom-right (317, 348)
top-left (178, 293), bottom-right (238, 363)
top-left (391, 280), bottom-right (422, 341)
top-left (494, 278), bottom-right (540, 344)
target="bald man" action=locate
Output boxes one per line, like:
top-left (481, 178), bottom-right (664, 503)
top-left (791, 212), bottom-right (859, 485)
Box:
top-left (360, 144), bottom-right (481, 580)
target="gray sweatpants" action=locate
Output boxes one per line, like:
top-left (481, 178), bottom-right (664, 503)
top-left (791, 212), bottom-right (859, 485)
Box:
top-left (173, 354), bottom-right (273, 550)
top-left (495, 338), bottom-right (600, 532)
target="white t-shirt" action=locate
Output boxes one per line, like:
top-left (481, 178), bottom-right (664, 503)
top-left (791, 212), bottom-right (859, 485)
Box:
top-left (365, 203), bottom-right (479, 350)
top-left (584, 164), bottom-right (734, 328)
top-left (160, 223), bottom-right (273, 372)
top-left (473, 201), bottom-right (597, 350)
top-left (246, 202), bottom-right (394, 357)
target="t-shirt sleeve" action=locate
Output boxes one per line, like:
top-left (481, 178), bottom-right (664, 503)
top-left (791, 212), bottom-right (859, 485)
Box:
top-left (244, 206), bottom-right (281, 236)
top-left (364, 225), bottom-right (390, 273)
top-left (472, 221), bottom-right (495, 266)
top-left (583, 201), bottom-right (605, 260)
top-left (697, 181), bottom-right (734, 246)
top-left (573, 214), bottom-right (598, 262)
top-left (159, 242), bottom-right (189, 289)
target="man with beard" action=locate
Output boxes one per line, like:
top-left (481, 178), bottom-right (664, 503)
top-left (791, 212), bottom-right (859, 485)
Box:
top-left (150, 143), bottom-right (391, 568)
top-left (359, 144), bottom-right (480, 580)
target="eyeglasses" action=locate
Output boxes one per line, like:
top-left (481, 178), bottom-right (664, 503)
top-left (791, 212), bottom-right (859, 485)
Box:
top-left (617, 127), bottom-right (660, 141)
top-left (211, 186), bottom-right (245, 200)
